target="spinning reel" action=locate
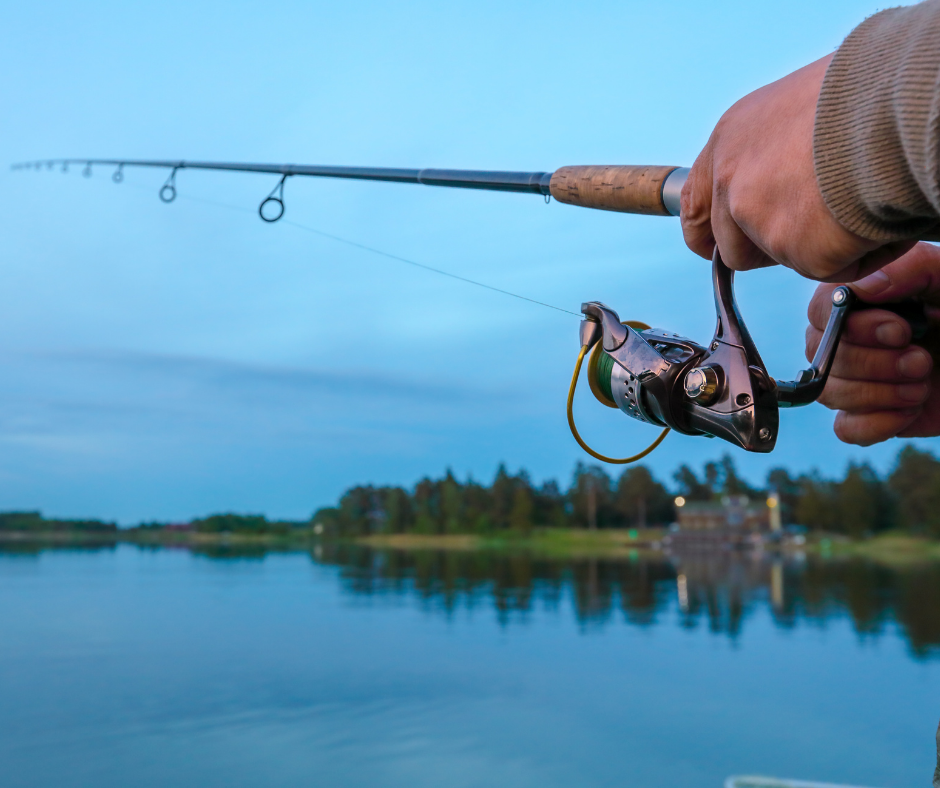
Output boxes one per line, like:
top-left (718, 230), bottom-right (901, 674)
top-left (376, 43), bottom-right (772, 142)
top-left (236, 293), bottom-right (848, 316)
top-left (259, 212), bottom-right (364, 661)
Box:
top-left (568, 248), bottom-right (927, 462)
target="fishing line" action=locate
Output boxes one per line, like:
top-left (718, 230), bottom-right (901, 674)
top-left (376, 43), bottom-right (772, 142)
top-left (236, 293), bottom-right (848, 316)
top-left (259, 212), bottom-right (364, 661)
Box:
top-left (280, 219), bottom-right (580, 318)
top-left (42, 166), bottom-right (581, 318)
top-left (175, 179), bottom-right (660, 458)
top-left (142, 178), bottom-right (658, 460)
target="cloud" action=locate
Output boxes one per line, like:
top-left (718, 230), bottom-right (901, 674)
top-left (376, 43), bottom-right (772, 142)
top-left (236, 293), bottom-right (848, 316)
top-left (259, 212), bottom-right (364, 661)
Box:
top-left (0, 346), bottom-right (520, 457)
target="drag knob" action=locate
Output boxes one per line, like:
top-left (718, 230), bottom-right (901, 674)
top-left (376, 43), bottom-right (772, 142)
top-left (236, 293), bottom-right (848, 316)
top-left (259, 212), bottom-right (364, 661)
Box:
top-left (684, 366), bottom-right (720, 405)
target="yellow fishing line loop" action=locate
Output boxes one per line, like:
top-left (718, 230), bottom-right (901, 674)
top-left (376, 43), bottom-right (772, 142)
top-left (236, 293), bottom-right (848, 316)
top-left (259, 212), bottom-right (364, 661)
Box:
top-left (567, 343), bottom-right (670, 465)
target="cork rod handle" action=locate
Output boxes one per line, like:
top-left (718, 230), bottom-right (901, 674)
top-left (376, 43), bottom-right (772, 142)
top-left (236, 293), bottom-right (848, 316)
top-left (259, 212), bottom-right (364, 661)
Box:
top-left (549, 165), bottom-right (685, 216)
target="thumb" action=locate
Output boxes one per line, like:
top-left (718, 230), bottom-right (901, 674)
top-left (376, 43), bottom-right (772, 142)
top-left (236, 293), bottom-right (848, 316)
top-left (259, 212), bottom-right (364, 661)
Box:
top-left (850, 243), bottom-right (940, 305)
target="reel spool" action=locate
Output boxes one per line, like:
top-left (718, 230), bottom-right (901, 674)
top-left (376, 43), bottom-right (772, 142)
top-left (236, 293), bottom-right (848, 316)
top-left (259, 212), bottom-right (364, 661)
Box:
top-left (587, 320), bottom-right (650, 410)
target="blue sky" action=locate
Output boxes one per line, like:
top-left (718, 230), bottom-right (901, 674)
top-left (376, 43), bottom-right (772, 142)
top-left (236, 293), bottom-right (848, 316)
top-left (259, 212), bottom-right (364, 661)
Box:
top-left (1, 0), bottom-right (934, 523)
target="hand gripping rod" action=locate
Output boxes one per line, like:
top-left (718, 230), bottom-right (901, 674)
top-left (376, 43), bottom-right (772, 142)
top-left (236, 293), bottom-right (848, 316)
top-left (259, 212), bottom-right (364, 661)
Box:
top-left (13, 159), bottom-right (690, 217)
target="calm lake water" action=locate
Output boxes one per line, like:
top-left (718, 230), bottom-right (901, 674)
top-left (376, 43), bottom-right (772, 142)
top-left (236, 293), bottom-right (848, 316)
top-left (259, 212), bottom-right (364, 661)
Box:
top-left (1, 543), bottom-right (938, 788)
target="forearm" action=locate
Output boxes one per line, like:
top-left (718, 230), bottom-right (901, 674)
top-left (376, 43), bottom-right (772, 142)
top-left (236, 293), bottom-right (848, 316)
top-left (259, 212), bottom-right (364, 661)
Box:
top-left (814, 0), bottom-right (940, 242)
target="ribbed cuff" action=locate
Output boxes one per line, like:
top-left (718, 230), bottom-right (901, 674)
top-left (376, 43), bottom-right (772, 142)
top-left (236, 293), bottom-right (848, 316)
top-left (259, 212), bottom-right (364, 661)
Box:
top-left (814, 1), bottom-right (940, 242)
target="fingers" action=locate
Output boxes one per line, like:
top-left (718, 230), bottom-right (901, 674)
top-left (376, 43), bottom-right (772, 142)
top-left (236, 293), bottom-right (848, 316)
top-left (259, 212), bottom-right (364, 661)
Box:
top-left (808, 285), bottom-right (918, 347)
top-left (681, 140), bottom-right (773, 271)
top-left (710, 177), bottom-right (775, 271)
top-left (818, 377), bottom-right (929, 411)
top-left (833, 409), bottom-right (923, 447)
top-left (806, 314), bottom-right (932, 412)
top-left (805, 328), bottom-right (932, 380)
top-left (804, 247), bottom-right (940, 446)
top-left (842, 310), bottom-right (913, 348)
top-left (680, 144), bottom-right (716, 261)
top-left (808, 294), bottom-right (914, 347)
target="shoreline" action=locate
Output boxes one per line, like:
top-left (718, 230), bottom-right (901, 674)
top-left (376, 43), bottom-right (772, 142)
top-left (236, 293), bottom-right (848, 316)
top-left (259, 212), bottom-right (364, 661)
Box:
top-left (1, 528), bottom-right (939, 563)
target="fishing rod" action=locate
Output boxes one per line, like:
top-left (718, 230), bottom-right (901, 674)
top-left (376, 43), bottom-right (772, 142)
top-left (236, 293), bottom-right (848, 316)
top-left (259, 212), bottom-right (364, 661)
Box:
top-left (11, 158), bottom-right (689, 221)
top-left (13, 157), bottom-right (926, 461)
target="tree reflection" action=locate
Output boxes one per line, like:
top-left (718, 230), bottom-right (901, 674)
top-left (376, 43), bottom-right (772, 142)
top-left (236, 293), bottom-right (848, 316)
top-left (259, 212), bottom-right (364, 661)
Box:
top-left (315, 543), bottom-right (940, 658)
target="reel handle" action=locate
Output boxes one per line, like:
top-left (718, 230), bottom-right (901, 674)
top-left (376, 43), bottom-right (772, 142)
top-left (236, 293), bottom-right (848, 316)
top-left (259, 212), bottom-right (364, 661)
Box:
top-left (777, 292), bottom-right (929, 407)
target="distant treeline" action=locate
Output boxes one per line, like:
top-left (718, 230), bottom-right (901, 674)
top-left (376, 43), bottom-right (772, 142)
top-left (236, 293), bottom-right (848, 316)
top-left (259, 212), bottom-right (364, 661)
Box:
top-left (0, 511), bottom-right (117, 533)
top-left (312, 444), bottom-right (940, 539)
top-left (3, 444), bottom-right (940, 539)
top-left (0, 511), bottom-right (299, 536)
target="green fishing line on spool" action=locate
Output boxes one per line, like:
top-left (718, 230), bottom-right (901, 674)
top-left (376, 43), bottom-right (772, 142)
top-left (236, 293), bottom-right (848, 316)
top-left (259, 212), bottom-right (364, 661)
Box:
top-left (595, 351), bottom-right (616, 403)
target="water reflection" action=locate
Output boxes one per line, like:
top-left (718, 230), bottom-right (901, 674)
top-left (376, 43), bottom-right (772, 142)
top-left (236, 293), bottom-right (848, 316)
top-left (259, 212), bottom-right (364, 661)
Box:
top-left (3, 538), bottom-right (938, 658)
top-left (316, 544), bottom-right (940, 658)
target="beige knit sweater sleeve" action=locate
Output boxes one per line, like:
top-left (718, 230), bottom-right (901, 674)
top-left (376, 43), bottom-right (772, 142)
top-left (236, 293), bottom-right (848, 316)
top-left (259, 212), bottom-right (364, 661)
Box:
top-left (814, 0), bottom-right (940, 242)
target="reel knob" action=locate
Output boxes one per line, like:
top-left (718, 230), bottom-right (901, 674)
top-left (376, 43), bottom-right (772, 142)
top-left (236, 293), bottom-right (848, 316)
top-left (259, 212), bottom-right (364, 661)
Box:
top-left (683, 365), bottom-right (720, 405)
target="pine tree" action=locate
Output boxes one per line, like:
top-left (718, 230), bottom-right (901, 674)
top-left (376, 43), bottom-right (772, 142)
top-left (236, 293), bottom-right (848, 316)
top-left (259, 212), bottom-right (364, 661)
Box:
top-left (615, 466), bottom-right (672, 527)
top-left (889, 445), bottom-right (940, 536)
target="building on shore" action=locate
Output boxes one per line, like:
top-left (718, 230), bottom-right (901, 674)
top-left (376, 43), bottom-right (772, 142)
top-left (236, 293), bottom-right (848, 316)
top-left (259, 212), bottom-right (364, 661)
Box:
top-left (667, 494), bottom-right (779, 551)
top-left (674, 495), bottom-right (772, 532)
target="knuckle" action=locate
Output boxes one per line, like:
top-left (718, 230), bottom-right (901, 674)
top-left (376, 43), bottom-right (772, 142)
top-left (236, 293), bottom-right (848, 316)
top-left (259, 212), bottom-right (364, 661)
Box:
top-left (711, 115), bottom-right (731, 144)
top-left (679, 182), bottom-right (702, 220)
top-left (712, 159), bottom-right (736, 194)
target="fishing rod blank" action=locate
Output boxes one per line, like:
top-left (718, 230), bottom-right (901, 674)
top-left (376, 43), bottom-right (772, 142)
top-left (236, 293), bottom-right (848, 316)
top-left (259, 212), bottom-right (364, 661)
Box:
top-left (12, 158), bottom-right (690, 220)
